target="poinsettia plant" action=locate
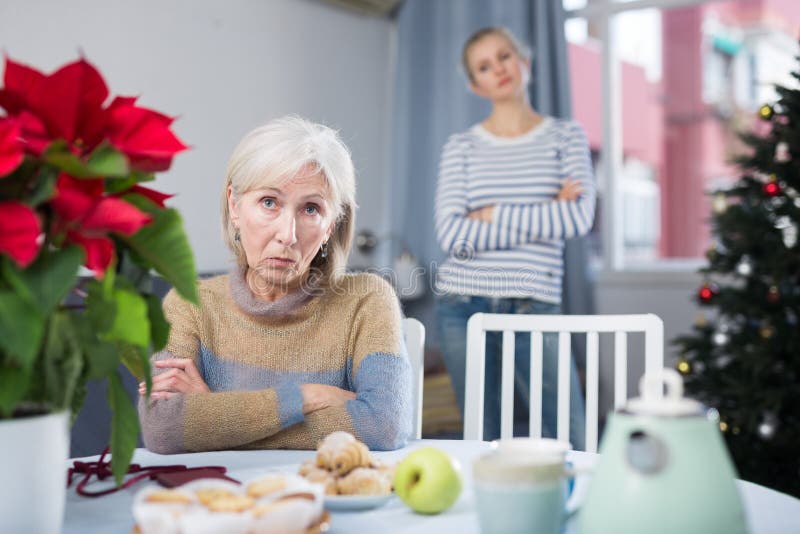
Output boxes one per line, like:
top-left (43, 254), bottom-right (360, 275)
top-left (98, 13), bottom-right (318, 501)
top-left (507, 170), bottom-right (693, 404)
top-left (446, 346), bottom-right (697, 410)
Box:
top-left (0, 56), bottom-right (198, 483)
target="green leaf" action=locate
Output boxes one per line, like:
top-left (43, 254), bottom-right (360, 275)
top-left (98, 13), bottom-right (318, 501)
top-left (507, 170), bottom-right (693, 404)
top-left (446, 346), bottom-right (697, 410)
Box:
top-left (86, 143), bottom-right (129, 177)
top-left (86, 280), bottom-right (116, 334)
top-left (107, 371), bottom-right (139, 485)
top-left (87, 340), bottom-right (119, 379)
top-left (41, 312), bottom-right (84, 410)
top-left (0, 289), bottom-right (44, 368)
top-left (43, 140), bottom-right (93, 178)
top-left (0, 362), bottom-right (31, 416)
top-left (119, 344), bottom-right (149, 385)
top-left (120, 202), bottom-right (198, 304)
top-left (27, 166), bottom-right (59, 206)
top-left (145, 293), bottom-right (170, 352)
top-left (106, 289), bottom-right (150, 348)
top-left (3, 247), bottom-right (84, 316)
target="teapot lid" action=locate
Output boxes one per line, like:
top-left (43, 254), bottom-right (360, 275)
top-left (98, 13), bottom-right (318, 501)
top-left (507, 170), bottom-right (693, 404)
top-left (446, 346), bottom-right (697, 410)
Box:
top-left (625, 368), bottom-right (704, 417)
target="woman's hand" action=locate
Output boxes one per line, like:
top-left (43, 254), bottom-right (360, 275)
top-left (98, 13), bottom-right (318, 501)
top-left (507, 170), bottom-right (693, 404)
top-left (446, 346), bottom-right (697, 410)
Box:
top-left (300, 384), bottom-right (356, 414)
top-left (467, 205), bottom-right (495, 222)
top-left (557, 178), bottom-right (583, 201)
top-left (138, 358), bottom-right (210, 400)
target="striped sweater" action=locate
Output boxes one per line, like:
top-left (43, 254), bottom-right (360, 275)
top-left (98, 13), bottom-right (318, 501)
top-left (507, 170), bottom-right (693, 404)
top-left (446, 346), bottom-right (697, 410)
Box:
top-left (138, 270), bottom-right (412, 453)
top-left (434, 117), bottom-right (596, 303)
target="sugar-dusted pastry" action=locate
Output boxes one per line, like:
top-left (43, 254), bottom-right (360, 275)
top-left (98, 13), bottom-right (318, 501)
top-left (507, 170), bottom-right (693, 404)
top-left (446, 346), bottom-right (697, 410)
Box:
top-left (316, 431), bottom-right (372, 476)
top-left (298, 459), bottom-right (318, 477)
top-left (336, 467), bottom-right (392, 496)
top-left (204, 494), bottom-right (255, 513)
top-left (144, 489), bottom-right (194, 504)
top-left (300, 465), bottom-right (338, 495)
top-left (195, 487), bottom-right (238, 507)
top-left (246, 475), bottom-right (287, 498)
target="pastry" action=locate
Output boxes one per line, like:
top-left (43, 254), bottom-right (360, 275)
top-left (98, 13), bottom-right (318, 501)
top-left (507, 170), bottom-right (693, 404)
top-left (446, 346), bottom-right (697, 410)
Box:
top-left (204, 494), bottom-right (255, 513)
top-left (300, 465), bottom-right (338, 495)
top-left (246, 476), bottom-right (287, 498)
top-left (195, 487), bottom-right (238, 507)
top-left (316, 432), bottom-right (372, 476)
top-left (336, 467), bottom-right (392, 496)
top-left (143, 489), bottom-right (193, 504)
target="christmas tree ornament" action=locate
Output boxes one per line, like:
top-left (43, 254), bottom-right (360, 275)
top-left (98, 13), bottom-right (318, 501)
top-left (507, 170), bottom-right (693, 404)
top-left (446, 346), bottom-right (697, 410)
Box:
top-left (735, 256), bottom-right (753, 276)
top-left (758, 104), bottom-right (774, 120)
top-left (697, 282), bottom-right (718, 303)
top-left (719, 421), bottom-right (729, 433)
top-left (767, 285), bottom-right (780, 304)
top-left (757, 413), bottom-right (777, 440)
top-left (780, 221), bottom-right (797, 249)
top-left (759, 323), bottom-right (775, 339)
top-left (676, 359), bottom-right (691, 374)
top-left (763, 179), bottom-right (782, 196)
top-left (732, 427), bottom-right (741, 435)
top-left (774, 141), bottom-right (791, 163)
top-left (712, 192), bottom-right (728, 214)
top-left (712, 330), bottom-right (729, 346)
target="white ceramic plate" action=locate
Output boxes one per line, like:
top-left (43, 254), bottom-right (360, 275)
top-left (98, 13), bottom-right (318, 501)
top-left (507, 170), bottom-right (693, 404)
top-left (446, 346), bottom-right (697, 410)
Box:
top-left (323, 493), bottom-right (394, 512)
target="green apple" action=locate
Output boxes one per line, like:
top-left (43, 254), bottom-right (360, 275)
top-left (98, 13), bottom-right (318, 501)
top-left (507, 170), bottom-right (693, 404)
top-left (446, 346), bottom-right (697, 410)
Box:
top-left (393, 447), bottom-right (462, 514)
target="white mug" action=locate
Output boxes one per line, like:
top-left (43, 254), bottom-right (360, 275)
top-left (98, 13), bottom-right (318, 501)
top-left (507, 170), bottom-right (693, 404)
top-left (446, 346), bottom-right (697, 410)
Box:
top-left (473, 438), bottom-right (576, 534)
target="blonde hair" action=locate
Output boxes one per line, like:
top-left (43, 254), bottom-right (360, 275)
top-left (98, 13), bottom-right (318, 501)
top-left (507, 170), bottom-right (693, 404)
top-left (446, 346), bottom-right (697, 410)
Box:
top-left (461, 26), bottom-right (532, 82)
top-left (221, 115), bottom-right (356, 285)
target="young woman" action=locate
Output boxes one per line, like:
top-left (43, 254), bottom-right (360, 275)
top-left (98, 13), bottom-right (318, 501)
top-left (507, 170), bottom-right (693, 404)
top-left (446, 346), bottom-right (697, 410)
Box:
top-left (434, 27), bottom-right (596, 446)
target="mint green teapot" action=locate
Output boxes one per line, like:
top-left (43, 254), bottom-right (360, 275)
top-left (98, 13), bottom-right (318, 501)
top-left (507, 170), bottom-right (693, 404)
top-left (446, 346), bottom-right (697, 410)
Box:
top-left (577, 368), bottom-right (747, 534)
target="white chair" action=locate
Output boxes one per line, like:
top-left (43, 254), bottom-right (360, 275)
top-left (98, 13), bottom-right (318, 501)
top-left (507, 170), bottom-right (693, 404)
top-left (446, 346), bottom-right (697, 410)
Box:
top-left (403, 317), bottom-right (425, 439)
top-left (464, 313), bottom-right (664, 452)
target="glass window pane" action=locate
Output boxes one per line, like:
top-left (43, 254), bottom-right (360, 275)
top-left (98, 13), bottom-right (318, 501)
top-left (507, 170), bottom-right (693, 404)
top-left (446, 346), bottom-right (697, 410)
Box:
top-left (608, 1), bottom-right (800, 266)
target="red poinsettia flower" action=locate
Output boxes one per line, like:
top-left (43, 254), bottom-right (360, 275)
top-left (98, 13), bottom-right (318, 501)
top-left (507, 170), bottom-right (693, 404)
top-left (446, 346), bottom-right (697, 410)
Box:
top-left (128, 184), bottom-right (174, 208)
top-left (0, 119), bottom-right (24, 177)
top-left (0, 201), bottom-right (42, 267)
top-left (0, 57), bottom-right (109, 155)
top-left (106, 96), bottom-right (188, 172)
top-left (0, 57), bottom-right (188, 171)
top-left (50, 174), bottom-right (152, 277)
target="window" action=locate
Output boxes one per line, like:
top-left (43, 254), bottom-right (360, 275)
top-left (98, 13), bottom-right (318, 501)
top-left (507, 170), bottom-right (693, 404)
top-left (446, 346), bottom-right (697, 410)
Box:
top-left (564, 0), bottom-right (800, 270)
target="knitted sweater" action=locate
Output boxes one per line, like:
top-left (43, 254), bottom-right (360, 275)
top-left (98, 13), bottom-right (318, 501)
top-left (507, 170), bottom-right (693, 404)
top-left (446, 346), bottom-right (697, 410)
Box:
top-left (434, 118), bottom-right (596, 303)
top-left (138, 270), bottom-right (412, 453)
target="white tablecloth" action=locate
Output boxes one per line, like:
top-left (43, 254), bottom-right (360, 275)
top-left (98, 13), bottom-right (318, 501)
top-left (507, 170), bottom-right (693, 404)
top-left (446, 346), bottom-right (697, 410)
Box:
top-left (64, 439), bottom-right (800, 533)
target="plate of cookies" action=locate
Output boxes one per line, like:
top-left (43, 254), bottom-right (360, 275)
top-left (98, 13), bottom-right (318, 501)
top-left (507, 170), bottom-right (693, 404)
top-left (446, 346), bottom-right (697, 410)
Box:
top-left (298, 431), bottom-right (396, 512)
top-left (132, 473), bottom-right (330, 533)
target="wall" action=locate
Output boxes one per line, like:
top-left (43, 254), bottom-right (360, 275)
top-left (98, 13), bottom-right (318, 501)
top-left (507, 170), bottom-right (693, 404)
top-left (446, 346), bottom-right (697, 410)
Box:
top-left (595, 268), bottom-right (705, 414)
top-left (0, 0), bottom-right (394, 273)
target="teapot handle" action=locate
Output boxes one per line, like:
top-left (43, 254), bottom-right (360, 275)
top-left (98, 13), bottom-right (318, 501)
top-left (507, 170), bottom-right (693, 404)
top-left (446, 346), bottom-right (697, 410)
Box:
top-left (639, 368), bottom-right (683, 401)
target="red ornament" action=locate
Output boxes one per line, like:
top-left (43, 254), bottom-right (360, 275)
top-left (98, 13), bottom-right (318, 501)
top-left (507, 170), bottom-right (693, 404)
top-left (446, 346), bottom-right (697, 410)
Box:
top-left (763, 181), bottom-right (781, 196)
top-left (767, 285), bottom-right (780, 304)
top-left (698, 283), bottom-right (718, 303)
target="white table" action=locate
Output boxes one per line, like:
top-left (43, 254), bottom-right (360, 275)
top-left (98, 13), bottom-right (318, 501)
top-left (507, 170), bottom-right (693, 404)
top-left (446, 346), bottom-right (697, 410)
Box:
top-left (64, 439), bottom-right (800, 533)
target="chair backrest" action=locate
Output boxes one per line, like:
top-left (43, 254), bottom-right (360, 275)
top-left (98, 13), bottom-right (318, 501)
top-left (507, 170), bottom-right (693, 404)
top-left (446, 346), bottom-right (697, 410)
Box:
top-left (464, 313), bottom-right (664, 452)
top-left (402, 317), bottom-right (425, 440)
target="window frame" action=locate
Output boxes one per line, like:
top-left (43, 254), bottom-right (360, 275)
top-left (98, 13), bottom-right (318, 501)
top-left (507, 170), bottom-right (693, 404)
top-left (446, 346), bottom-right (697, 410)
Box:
top-left (565, 0), bottom-right (716, 272)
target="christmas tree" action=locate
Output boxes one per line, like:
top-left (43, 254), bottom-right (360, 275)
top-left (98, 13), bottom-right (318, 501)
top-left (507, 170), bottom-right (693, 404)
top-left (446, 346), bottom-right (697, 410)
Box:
top-left (674, 57), bottom-right (800, 498)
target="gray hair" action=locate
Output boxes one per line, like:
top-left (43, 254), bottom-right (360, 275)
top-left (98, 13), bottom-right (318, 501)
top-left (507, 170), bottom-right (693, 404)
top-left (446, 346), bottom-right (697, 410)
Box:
top-left (221, 115), bottom-right (356, 285)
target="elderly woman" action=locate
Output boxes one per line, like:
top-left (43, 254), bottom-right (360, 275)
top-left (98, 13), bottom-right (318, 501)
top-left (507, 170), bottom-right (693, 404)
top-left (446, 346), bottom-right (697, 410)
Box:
top-left (138, 116), bottom-right (412, 453)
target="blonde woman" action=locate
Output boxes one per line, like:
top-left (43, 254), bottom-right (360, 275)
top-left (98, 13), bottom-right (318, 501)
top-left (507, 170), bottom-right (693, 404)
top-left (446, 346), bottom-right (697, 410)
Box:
top-left (435, 27), bottom-right (595, 446)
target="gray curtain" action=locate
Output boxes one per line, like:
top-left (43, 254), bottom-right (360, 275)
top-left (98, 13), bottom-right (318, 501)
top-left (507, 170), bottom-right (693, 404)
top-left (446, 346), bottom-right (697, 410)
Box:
top-left (528, 0), bottom-right (596, 316)
top-left (391, 0), bottom-right (595, 349)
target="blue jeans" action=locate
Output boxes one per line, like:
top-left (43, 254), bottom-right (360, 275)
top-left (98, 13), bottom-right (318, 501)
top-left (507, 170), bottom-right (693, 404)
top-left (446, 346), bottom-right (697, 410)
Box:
top-left (436, 294), bottom-right (585, 448)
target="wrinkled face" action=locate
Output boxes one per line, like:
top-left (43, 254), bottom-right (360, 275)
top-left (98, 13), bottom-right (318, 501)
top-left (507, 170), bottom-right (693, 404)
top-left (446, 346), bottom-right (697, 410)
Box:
top-left (228, 166), bottom-right (335, 299)
top-left (467, 33), bottom-right (529, 101)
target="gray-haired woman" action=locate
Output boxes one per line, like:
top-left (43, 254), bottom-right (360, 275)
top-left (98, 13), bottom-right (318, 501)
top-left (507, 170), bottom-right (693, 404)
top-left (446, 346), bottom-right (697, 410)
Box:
top-left (139, 116), bottom-right (412, 453)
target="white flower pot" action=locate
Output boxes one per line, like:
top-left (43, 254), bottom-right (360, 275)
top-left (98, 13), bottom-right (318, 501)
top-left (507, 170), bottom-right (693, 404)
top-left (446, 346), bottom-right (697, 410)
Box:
top-left (0, 411), bottom-right (69, 533)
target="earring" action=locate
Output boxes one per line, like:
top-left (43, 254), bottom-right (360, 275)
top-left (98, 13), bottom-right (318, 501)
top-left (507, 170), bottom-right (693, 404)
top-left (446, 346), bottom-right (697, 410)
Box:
top-left (234, 231), bottom-right (240, 243)
top-left (320, 242), bottom-right (328, 258)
